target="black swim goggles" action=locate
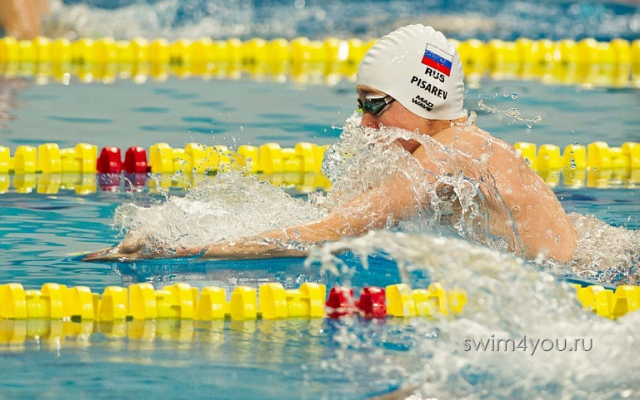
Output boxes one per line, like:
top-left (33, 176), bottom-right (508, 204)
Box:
top-left (357, 95), bottom-right (395, 116)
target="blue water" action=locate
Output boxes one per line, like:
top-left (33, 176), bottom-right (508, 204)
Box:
top-left (0, 318), bottom-right (416, 399)
top-left (0, 73), bottom-right (638, 398)
top-left (1, 77), bottom-right (638, 287)
top-left (3, 77), bottom-right (640, 152)
top-left (50, 0), bottom-right (640, 41)
top-left (1, 0), bottom-right (639, 398)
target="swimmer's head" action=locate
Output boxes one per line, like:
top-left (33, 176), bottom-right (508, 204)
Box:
top-left (356, 24), bottom-right (465, 121)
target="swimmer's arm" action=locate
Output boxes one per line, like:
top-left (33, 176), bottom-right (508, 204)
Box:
top-left (0, 0), bottom-right (47, 40)
top-left (85, 167), bottom-right (432, 261)
top-left (199, 171), bottom-right (424, 259)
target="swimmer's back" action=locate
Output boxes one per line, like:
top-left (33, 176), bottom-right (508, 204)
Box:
top-left (421, 125), bottom-right (577, 261)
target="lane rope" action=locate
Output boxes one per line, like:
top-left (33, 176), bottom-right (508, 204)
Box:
top-left (0, 141), bottom-right (638, 194)
top-left (0, 281), bottom-right (466, 321)
top-left (0, 280), bottom-right (633, 330)
top-left (0, 36), bottom-right (639, 86)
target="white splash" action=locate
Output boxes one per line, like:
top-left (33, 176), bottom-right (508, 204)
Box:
top-left (110, 113), bottom-right (640, 398)
top-left (307, 231), bottom-right (640, 399)
top-left (114, 171), bottom-right (326, 248)
top-left (478, 99), bottom-right (542, 128)
top-left (114, 113), bottom-right (517, 257)
top-left (46, 0), bottom-right (254, 40)
top-left (566, 213), bottom-right (640, 285)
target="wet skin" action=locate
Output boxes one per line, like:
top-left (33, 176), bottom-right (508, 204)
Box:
top-left (356, 85), bottom-right (577, 261)
top-left (85, 85), bottom-right (578, 263)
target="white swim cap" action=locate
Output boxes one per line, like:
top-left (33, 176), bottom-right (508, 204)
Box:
top-left (356, 24), bottom-right (465, 120)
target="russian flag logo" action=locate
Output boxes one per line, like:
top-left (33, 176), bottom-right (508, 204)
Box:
top-left (421, 44), bottom-right (453, 76)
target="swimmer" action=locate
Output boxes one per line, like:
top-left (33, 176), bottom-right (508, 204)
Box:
top-left (85, 24), bottom-right (578, 263)
top-left (0, 0), bottom-right (49, 39)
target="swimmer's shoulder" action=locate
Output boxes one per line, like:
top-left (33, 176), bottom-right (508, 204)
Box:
top-left (436, 125), bottom-right (526, 157)
top-left (433, 125), bottom-right (501, 153)
top-left (432, 125), bottom-right (533, 174)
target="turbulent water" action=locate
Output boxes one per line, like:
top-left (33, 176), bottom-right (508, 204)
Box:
top-left (108, 103), bottom-right (640, 400)
top-left (114, 171), bottom-right (326, 248)
top-left (5, 1), bottom-right (637, 397)
top-left (115, 113), bottom-right (640, 282)
top-left (309, 232), bottom-right (640, 400)
top-left (567, 213), bottom-right (640, 285)
top-left (115, 114), bottom-right (514, 255)
top-left (44, 0), bottom-right (640, 41)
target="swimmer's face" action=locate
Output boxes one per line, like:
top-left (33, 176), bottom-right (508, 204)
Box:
top-left (356, 84), bottom-right (431, 153)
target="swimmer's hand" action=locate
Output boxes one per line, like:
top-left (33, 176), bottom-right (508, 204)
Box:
top-left (83, 232), bottom-right (205, 262)
top-left (83, 233), bottom-right (309, 262)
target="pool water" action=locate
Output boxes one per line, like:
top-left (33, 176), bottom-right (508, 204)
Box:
top-left (0, 70), bottom-right (639, 398)
top-left (1, 0), bottom-right (639, 396)
top-left (50, 0), bottom-right (640, 42)
top-left (2, 76), bottom-right (639, 282)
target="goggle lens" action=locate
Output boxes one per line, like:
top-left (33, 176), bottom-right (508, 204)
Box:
top-left (357, 96), bottom-right (395, 116)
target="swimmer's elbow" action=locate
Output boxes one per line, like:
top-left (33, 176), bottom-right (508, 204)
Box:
top-left (529, 224), bottom-right (578, 263)
top-left (555, 221), bottom-right (578, 262)
top-left (552, 229), bottom-right (578, 263)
